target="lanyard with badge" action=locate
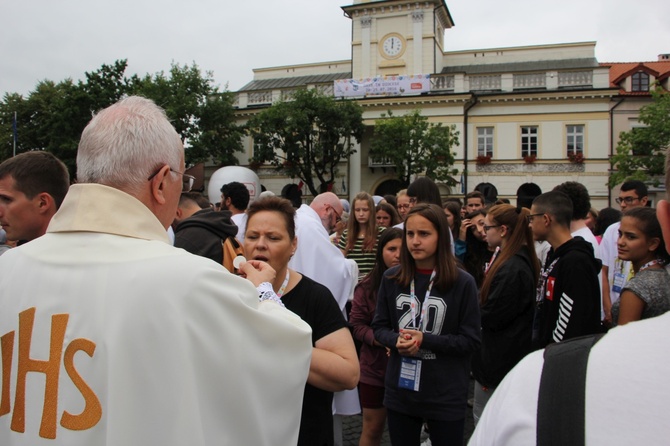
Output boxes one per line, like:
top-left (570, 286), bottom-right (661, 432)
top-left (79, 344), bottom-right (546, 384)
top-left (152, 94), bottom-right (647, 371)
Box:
top-left (613, 259), bottom-right (663, 294)
top-left (484, 246), bottom-right (501, 275)
top-left (612, 259), bottom-right (634, 294)
top-left (398, 270), bottom-right (435, 392)
top-left (639, 259), bottom-right (664, 271)
top-left (275, 270), bottom-right (291, 298)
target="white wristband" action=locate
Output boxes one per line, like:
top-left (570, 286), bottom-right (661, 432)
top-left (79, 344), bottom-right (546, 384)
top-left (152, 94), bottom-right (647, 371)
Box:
top-left (257, 282), bottom-right (285, 308)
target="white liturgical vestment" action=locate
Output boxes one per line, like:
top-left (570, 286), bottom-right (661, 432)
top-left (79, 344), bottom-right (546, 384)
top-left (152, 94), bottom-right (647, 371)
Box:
top-left (289, 204), bottom-right (356, 312)
top-left (0, 184), bottom-right (312, 446)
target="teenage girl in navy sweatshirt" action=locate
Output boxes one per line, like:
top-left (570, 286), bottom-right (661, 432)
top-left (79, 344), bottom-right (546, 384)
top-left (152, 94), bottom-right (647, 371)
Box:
top-left (372, 204), bottom-right (481, 446)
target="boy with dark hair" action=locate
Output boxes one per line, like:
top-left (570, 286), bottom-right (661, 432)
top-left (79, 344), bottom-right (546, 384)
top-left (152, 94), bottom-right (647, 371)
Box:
top-left (220, 181), bottom-right (251, 241)
top-left (465, 191), bottom-right (485, 213)
top-left (553, 181), bottom-right (602, 315)
top-left (220, 181), bottom-right (250, 213)
top-left (0, 151), bottom-right (70, 242)
top-left (528, 191), bottom-right (601, 349)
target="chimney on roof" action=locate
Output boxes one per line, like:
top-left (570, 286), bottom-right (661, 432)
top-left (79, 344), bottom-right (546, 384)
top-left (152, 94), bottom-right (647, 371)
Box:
top-left (659, 54), bottom-right (670, 61)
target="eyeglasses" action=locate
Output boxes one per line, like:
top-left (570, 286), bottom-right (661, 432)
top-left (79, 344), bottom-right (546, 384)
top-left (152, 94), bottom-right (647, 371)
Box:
top-left (328, 204), bottom-right (343, 223)
top-left (526, 213), bottom-right (545, 223)
top-left (147, 167), bottom-right (196, 192)
top-left (483, 224), bottom-right (501, 232)
top-left (615, 196), bottom-right (640, 205)
top-left (408, 197), bottom-right (418, 205)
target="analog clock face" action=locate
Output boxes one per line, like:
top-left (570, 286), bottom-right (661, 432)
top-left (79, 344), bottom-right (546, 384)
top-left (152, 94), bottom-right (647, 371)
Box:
top-left (382, 36), bottom-right (404, 58)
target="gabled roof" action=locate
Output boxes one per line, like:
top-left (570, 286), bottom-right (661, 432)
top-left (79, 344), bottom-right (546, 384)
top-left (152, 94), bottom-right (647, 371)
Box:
top-left (238, 72), bottom-right (352, 92)
top-left (600, 61), bottom-right (670, 93)
top-left (441, 58), bottom-right (599, 75)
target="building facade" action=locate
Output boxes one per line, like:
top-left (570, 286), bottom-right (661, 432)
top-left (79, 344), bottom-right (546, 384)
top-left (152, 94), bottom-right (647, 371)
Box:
top-left (232, 0), bottom-right (647, 209)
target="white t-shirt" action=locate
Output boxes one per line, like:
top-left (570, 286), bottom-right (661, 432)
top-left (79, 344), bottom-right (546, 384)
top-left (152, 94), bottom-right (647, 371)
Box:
top-left (534, 241), bottom-right (551, 268)
top-left (573, 226), bottom-right (604, 318)
top-left (231, 212), bottom-right (247, 242)
top-left (469, 311), bottom-right (670, 445)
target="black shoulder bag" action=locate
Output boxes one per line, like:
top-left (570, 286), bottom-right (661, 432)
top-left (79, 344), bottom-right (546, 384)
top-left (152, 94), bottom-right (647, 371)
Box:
top-left (536, 334), bottom-right (605, 446)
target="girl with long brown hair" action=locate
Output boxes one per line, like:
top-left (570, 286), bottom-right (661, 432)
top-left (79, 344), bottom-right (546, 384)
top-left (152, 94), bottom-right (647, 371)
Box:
top-left (471, 204), bottom-right (540, 424)
top-left (339, 192), bottom-right (385, 280)
top-left (372, 204), bottom-right (480, 445)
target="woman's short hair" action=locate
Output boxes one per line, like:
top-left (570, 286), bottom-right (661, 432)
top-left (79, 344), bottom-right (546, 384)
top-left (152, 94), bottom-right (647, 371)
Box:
top-left (245, 196), bottom-right (297, 240)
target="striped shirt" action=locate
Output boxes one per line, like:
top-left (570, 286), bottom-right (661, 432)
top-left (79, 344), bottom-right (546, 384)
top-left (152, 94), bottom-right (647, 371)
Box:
top-left (338, 226), bottom-right (385, 280)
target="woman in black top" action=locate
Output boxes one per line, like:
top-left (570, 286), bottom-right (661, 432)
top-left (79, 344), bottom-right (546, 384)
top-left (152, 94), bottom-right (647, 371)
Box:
top-left (244, 196), bottom-right (359, 446)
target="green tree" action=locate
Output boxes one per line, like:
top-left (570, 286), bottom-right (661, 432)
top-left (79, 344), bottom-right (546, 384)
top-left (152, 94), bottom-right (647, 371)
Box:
top-left (193, 92), bottom-right (245, 166)
top-left (0, 92), bottom-right (30, 160)
top-left (0, 61), bottom-right (131, 173)
top-left (609, 87), bottom-right (670, 187)
top-left (369, 109), bottom-right (460, 187)
top-left (248, 89), bottom-right (364, 196)
top-left (1, 60), bottom-right (244, 170)
top-left (129, 62), bottom-right (243, 165)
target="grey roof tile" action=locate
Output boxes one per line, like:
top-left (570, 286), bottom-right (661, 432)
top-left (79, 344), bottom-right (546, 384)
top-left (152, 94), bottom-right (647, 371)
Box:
top-left (239, 72), bottom-right (352, 92)
top-left (440, 58), bottom-right (599, 75)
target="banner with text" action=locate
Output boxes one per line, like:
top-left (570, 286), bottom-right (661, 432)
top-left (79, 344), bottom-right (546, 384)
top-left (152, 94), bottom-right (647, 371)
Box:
top-left (334, 75), bottom-right (431, 98)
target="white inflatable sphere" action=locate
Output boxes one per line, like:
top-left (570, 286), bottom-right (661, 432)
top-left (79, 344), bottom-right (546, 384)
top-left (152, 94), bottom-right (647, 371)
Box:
top-left (207, 166), bottom-right (261, 208)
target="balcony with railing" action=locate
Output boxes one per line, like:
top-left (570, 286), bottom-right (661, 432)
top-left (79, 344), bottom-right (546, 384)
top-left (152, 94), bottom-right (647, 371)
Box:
top-left (558, 70), bottom-right (593, 88)
top-left (514, 73), bottom-right (546, 90)
top-left (469, 74), bottom-right (502, 92)
top-left (431, 75), bottom-right (454, 92)
top-left (368, 156), bottom-right (395, 168)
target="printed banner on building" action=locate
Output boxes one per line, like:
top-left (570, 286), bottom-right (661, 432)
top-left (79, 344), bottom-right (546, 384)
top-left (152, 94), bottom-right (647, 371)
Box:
top-left (334, 75), bottom-right (431, 98)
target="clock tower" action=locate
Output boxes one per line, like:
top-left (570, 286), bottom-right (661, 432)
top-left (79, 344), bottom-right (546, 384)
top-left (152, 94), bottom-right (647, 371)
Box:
top-left (342, 0), bottom-right (454, 79)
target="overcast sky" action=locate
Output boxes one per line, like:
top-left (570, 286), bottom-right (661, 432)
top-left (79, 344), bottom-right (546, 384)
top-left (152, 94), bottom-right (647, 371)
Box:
top-left (2, 0), bottom-right (669, 98)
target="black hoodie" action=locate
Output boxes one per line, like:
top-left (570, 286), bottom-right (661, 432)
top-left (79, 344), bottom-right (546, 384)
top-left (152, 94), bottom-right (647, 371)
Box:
top-left (533, 236), bottom-right (602, 349)
top-left (174, 209), bottom-right (238, 264)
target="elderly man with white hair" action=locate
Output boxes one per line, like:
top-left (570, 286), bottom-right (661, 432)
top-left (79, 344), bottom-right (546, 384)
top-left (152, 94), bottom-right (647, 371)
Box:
top-left (0, 96), bottom-right (312, 446)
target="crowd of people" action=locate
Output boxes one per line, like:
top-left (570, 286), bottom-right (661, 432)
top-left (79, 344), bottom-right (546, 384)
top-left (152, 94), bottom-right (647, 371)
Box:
top-left (1, 95), bottom-right (670, 445)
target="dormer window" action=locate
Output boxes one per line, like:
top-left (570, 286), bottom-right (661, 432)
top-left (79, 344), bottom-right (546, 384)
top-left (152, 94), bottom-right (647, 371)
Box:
top-left (632, 72), bottom-right (650, 92)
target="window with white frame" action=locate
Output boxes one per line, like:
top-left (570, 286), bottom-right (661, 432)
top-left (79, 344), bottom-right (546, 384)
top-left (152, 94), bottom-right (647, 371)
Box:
top-left (477, 127), bottom-right (494, 158)
top-left (521, 126), bottom-right (538, 157)
top-left (566, 125), bottom-right (584, 156)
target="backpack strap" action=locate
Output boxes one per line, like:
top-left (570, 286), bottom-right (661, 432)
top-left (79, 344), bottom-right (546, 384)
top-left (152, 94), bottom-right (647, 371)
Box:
top-left (536, 333), bottom-right (605, 446)
top-left (221, 236), bottom-right (245, 273)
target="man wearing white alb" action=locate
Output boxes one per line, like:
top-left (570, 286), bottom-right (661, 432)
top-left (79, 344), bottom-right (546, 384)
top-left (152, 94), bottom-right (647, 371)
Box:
top-left (0, 96), bottom-right (312, 446)
top-left (290, 192), bottom-right (357, 313)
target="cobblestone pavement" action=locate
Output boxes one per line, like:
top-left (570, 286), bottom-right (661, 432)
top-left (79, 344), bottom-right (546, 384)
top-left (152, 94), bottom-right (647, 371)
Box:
top-left (340, 378), bottom-right (475, 446)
